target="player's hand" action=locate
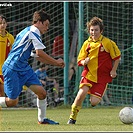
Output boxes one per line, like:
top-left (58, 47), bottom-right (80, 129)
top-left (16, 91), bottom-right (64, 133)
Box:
top-left (56, 58), bottom-right (65, 68)
top-left (81, 57), bottom-right (90, 66)
top-left (110, 71), bottom-right (117, 78)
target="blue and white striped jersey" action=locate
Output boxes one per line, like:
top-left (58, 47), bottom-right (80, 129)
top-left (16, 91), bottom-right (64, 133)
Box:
top-left (3, 25), bottom-right (46, 71)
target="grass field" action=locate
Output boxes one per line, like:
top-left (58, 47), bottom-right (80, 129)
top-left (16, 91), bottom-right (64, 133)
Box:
top-left (0, 106), bottom-right (133, 132)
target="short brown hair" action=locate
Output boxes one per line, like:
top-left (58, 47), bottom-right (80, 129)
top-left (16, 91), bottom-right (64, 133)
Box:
top-left (32, 9), bottom-right (51, 24)
top-left (86, 16), bottom-right (104, 32)
top-left (0, 14), bottom-right (7, 22)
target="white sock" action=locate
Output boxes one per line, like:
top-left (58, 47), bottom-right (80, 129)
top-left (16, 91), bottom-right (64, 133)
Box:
top-left (0, 97), bottom-right (7, 107)
top-left (37, 98), bottom-right (47, 122)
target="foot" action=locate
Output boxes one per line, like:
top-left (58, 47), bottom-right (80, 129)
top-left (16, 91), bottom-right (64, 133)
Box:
top-left (67, 118), bottom-right (76, 124)
top-left (38, 118), bottom-right (59, 125)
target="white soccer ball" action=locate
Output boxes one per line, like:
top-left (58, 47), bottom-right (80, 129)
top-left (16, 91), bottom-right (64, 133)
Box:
top-left (119, 107), bottom-right (133, 124)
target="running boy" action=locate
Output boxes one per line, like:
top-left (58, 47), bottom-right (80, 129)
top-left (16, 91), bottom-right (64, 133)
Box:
top-left (0, 9), bottom-right (65, 125)
top-left (67, 16), bottom-right (121, 124)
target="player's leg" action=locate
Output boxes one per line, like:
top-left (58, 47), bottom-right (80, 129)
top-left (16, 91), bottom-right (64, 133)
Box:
top-left (89, 82), bottom-right (108, 106)
top-left (90, 95), bottom-right (101, 106)
top-left (30, 84), bottom-right (46, 100)
top-left (30, 84), bottom-right (59, 124)
top-left (0, 68), bottom-right (20, 107)
top-left (5, 98), bottom-right (19, 107)
top-left (67, 85), bottom-right (89, 124)
top-left (28, 72), bottom-right (59, 125)
top-left (0, 97), bottom-right (19, 107)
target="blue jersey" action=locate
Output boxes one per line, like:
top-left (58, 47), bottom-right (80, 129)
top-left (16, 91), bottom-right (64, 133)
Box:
top-left (35, 69), bottom-right (48, 81)
top-left (3, 25), bottom-right (45, 71)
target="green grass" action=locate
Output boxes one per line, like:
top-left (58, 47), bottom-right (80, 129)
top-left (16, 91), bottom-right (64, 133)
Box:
top-left (0, 106), bottom-right (133, 131)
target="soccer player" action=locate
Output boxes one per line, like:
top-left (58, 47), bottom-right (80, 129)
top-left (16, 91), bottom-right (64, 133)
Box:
top-left (0, 15), bottom-right (14, 97)
top-left (0, 9), bottom-right (65, 125)
top-left (67, 16), bottom-right (121, 124)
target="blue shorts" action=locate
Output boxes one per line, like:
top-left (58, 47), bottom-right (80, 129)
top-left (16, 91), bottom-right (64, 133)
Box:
top-left (2, 66), bottom-right (41, 99)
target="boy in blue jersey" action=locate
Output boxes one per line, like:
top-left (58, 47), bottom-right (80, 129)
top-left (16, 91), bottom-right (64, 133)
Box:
top-left (0, 9), bottom-right (65, 125)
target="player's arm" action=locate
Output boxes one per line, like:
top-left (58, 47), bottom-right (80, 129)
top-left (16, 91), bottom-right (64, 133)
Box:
top-left (78, 48), bottom-right (89, 66)
top-left (35, 49), bottom-right (65, 68)
top-left (77, 40), bottom-right (90, 66)
top-left (110, 57), bottom-right (121, 78)
top-left (108, 40), bottom-right (121, 78)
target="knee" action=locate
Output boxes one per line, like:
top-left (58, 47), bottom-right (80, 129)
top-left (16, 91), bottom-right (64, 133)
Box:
top-left (90, 96), bottom-right (101, 106)
top-left (37, 89), bottom-right (47, 100)
top-left (5, 98), bottom-right (18, 107)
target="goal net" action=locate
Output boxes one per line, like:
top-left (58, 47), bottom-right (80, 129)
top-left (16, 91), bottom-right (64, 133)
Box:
top-left (0, 2), bottom-right (133, 107)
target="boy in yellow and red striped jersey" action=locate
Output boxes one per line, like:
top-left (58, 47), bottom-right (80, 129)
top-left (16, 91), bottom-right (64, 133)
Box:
top-left (0, 15), bottom-right (14, 96)
top-left (67, 16), bottom-right (121, 124)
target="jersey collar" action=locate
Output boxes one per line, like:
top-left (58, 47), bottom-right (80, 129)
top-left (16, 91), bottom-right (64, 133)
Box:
top-left (0, 30), bottom-right (9, 37)
top-left (88, 35), bottom-right (103, 43)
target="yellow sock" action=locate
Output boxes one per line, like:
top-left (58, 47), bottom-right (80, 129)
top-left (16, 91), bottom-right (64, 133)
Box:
top-left (69, 104), bottom-right (81, 120)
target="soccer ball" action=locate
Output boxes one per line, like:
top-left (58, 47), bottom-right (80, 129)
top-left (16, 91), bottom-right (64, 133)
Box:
top-left (119, 107), bottom-right (133, 124)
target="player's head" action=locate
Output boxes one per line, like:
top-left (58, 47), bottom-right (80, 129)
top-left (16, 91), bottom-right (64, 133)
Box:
top-left (32, 9), bottom-right (51, 24)
top-left (87, 17), bottom-right (104, 40)
top-left (32, 9), bottom-right (51, 34)
top-left (0, 14), bottom-right (7, 22)
top-left (0, 14), bottom-right (7, 32)
top-left (87, 16), bottom-right (104, 33)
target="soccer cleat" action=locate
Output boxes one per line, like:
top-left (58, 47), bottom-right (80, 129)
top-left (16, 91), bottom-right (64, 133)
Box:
top-left (38, 118), bottom-right (59, 125)
top-left (67, 118), bottom-right (76, 124)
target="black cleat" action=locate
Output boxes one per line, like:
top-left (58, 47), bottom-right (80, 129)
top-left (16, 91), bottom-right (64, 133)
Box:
top-left (67, 118), bottom-right (76, 124)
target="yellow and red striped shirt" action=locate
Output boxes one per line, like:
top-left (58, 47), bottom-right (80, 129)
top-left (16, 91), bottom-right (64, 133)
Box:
top-left (0, 31), bottom-right (14, 75)
top-left (78, 35), bottom-right (121, 83)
